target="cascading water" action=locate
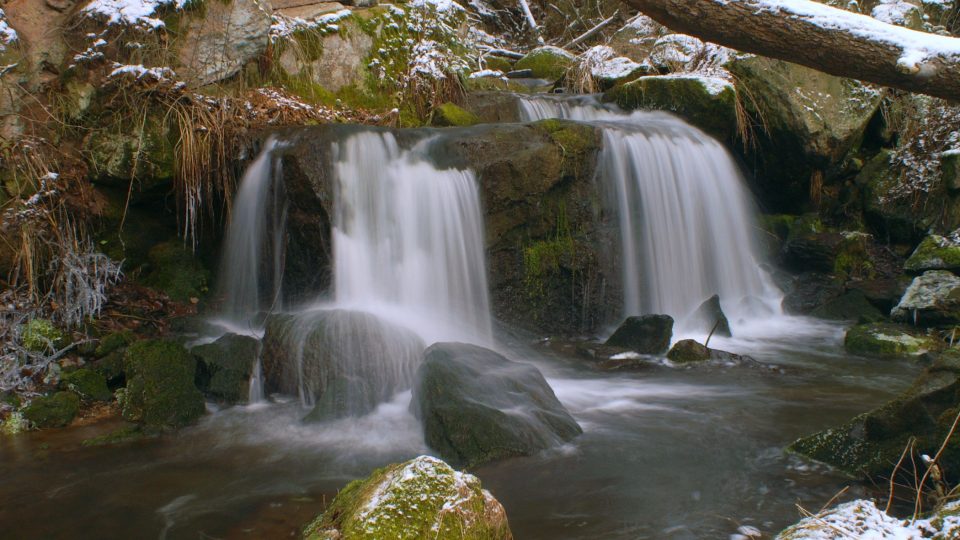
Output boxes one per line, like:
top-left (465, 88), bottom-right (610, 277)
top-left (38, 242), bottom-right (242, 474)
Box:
top-left (519, 96), bottom-right (782, 333)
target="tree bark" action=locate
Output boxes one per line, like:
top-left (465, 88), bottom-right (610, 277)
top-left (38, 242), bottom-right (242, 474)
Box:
top-left (620, 0), bottom-right (960, 101)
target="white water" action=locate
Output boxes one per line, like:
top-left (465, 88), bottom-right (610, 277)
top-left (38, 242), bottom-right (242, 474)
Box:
top-left (331, 131), bottom-right (493, 345)
top-left (519, 96), bottom-right (783, 335)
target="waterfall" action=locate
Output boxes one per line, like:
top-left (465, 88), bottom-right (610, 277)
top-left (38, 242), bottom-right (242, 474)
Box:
top-left (331, 131), bottom-right (492, 345)
top-left (217, 138), bottom-right (288, 328)
top-left (519, 96), bottom-right (781, 332)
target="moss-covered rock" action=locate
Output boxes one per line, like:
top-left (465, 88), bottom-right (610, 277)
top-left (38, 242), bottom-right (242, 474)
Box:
top-left (95, 330), bottom-right (135, 359)
top-left (192, 333), bottom-right (260, 405)
top-left (890, 270), bottom-right (960, 326)
top-left (858, 150), bottom-right (928, 244)
top-left (605, 75), bottom-right (737, 140)
top-left (430, 102), bottom-right (480, 127)
top-left (83, 113), bottom-right (176, 188)
top-left (514, 46), bottom-right (575, 80)
top-left (20, 318), bottom-right (64, 353)
top-left (61, 368), bottom-right (112, 402)
top-left (142, 241), bottom-right (210, 302)
top-left (303, 455), bottom-right (512, 540)
top-left (22, 391), bottom-right (79, 428)
top-left (844, 322), bottom-right (940, 359)
top-left (122, 339), bottom-right (205, 428)
top-left (905, 235), bottom-right (960, 274)
top-left (666, 339), bottom-right (710, 363)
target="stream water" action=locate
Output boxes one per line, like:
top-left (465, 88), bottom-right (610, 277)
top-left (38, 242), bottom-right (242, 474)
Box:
top-left (0, 97), bottom-right (920, 539)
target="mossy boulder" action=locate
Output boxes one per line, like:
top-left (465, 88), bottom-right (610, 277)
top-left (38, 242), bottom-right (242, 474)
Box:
top-left (95, 330), bottom-right (135, 359)
top-left (61, 369), bottom-right (112, 402)
top-left (122, 340), bottom-right (205, 428)
top-left (789, 351), bottom-right (960, 481)
top-left (666, 339), bottom-right (710, 363)
top-left (844, 322), bottom-right (940, 359)
top-left (192, 333), bottom-right (260, 405)
top-left (20, 318), bottom-right (64, 353)
top-left (430, 102), bottom-right (480, 127)
top-left (83, 115), bottom-right (176, 189)
top-left (303, 455), bottom-right (512, 540)
top-left (905, 235), bottom-right (960, 274)
top-left (606, 75), bottom-right (737, 140)
top-left (412, 343), bottom-right (581, 467)
top-left (513, 46), bottom-right (575, 80)
top-left (142, 241), bottom-right (210, 302)
top-left (22, 392), bottom-right (79, 428)
top-left (890, 270), bottom-right (960, 326)
top-left (605, 315), bottom-right (674, 355)
top-left (810, 290), bottom-right (885, 322)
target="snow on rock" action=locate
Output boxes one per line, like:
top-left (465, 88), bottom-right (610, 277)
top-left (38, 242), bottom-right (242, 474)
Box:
top-left (108, 63), bottom-right (176, 80)
top-left (468, 69), bottom-right (505, 79)
top-left (580, 45), bottom-right (643, 80)
top-left (742, 0), bottom-right (960, 76)
top-left (82, 0), bottom-right (190, 29)
top-left (871, 0), bottom-right (921, 28)
top-left (270, 8), bottom-right (352, 41)
top-left (657, 72), bottom-right (734, 95)
top-left (0, 9), bottom-right (18, 51)
top-left (775, 499), bottom-right (960, 539)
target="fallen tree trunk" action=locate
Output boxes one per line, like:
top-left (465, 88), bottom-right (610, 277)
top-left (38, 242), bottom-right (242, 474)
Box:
top-left (620, 0), bottom-right (960, 101)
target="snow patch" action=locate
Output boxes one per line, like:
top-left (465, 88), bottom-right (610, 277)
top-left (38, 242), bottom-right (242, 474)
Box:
top-left (83, 0), bottom-right (191, 29)
top-left (0, 9), bottom-right (18, 51)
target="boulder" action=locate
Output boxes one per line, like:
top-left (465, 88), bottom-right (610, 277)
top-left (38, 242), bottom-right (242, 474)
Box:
top-left (122, 340), bottom-right (205, 428)
top-left (192, 333), bottom-right (260, 405)
top-left (904, 235), bottom-right (960, 274)
top-left (61, 369), bottom-right (112, 402)
top-left (22, 391), bottom-right (79, 428)
top-left (666, 339), bottom-right (759, 366)
top-left (605, 314), bottom-right (673, 354)
top-left (844, 322), bottom-right (941, 359)
top-left (790, 351), bottom-right (960, 480)
top-left (412, 342), bottom-right (581, 467)
top-left (94, 330), bottom-right (135, 359)
top-left (513, 46), bottom-right (575, 80)
top-left (276, 14), bottom-right (374, 93)
top-left (858, 150), bottom-right (928, 244)
top-left (890, 270), bottom-right (960, 326)
top-left (177, 0), bottom-right (272, 86)
top-left (846, 277), bottom-right (911, 313)
top-left (781, 273), bottom-right (844, 315)
top-left (430, 102), bottom-right (480, 127)
top-left (262, 310), bottom-right (424, 421)
top-left (606, 75), bottom-right (737, 140)
top-left (82, 113), bottom-right (176, 188)
top-left (303, 455), bottom-right (512, 540)
top-left (809, 290), bottom-right (885, 322)
top-left (688, 294), bottom-right (731, 337)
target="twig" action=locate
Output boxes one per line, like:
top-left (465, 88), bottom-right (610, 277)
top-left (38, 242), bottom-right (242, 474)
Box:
top-left (705, 319), bottom-right (721, 348)
top-left (887, 438), bottom-right (915, 514)
top-left (517, 0), bottom-right (545, 45)
top-left (564, 10), bottom-right (620, 49)
top-left (913, 409), bottom-right (960, 520)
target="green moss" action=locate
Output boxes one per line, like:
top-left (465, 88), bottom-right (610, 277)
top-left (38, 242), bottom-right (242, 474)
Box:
top-left (667, 339), bottom-right (710, 363)
top-left (142, 241), bottom-right (210, 302)
top-left (95, 330), bottom-right (135, 358)
top-left (482, 56), bottom-right (513, 73)
top-left (430, 102), bottom-right (480, 127)
top-left (81, 425), bottom-right (150, 447)
top-left (905, 235), bottom-right (960, 274)
top-left (21, 319), bottom-right (64, 353)
top-left (1, 411), bottom-right (28, 435)
top-left (192, 334), bottom-right (259, 405)
top-left (22, 392), bottom-right (80, 428)
top-left (844, 323), bottom-right (940, 359)
top-left (514, 46), bottom-right (574, 80)
top-left (122, 339), bottom-right (205, 428)
top-left (833, 232), bottom-right (875, 281)
top-left (61, 369), bottom-right (112, 402)
top-left (523, 208), bottom-right (576, 300)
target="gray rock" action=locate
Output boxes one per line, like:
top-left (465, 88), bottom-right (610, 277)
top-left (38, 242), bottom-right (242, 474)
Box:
top-left (605, 314), bottom-right (673, 354)
top-left (689, 295), bottom-right (731, 337)
top-left (192, 333), bottom-right (260, 405)
top-left (890, 270), bottom-right (960, 326)
top-left (412, 342), bottom-right (581, 467)
top-left (177, 0), bottom-right (272, 86)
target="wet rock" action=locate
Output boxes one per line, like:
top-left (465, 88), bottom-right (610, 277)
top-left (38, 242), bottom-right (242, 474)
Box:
top-left (464, 92), bottom-right (524, 123)
top-left (412, 342), bottom-right (581, 467)
top-left (22, 391), bottom-right (79, 428)
top-left (430, 102), bottom-right (480, 127)
top-left (513, 46), bottom-right (575, 80)
top-left (606, 75), bottom-right (737, 140)
top-left (890, 270), bottom-right (960, 326)
top-left (844, 322), bottom-right (941, 359)
top-left (605, 314), bottom-right (673, 354)
top-left (790, 351), bottom-right (960, 481)
top-left (809, 290), bottom-right (885, 322)
top-left (122, 340), bottom-right (205, 428)
top-left (192, 333), bottom-right (260, 405)
top-left (61, 369), bottom-right (112, 402)
top-left (781, 273), bottom-right (844, 315)
top-left (666, 339), bottom-right (709, 363)
top-left (262, 310), bottom-right (424, 422)
top-left (303, 455), bottom-right (512, 540)
top-left (904, 235), bottom-right (960, 274)
top-left (689, 294), bottom-right (731, 337)
top-left (847, 277), bottom-right (911, 313)
top-left (176, 0), bottom-right (272, 86)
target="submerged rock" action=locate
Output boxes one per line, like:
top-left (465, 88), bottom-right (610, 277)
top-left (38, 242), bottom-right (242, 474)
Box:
top-left (303, 455), bottom-right (512, 540)
top-left (666, 339), bottom-right (760, 367)
top-left (192, 333), bottom-right (260, 405)
top-left (262, 310), bottom-right (424, 422)
top-left (775, 499), bottom-right (960, 539)
top-left (513, 46), bottom-right (575, 80)
top-left (790, 351), bottom-right (960, 480)
top-left (122, 340), bottom-right (205, 428)
top-left (843, 322), bottom-right (940, 359)
top-left (22, 391), bottom-right (79, 428)
top-left (890, 270), bottom-right (960, 326)
top-left (905, 235), bottom-right (960, 274)
top-left (412, 342), bottom-right (581, 467)
top-left (605, 315), bottom-right (673, 355)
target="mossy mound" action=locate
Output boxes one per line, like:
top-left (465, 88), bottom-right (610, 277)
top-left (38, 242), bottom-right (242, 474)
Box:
top-left (303, 455), bottom-right (512, 540)
top-left (22, 392), bottom-right (80, 428)
top-left (95, 330), bottom-right (135, 358)
top-left (666, 339), bottom-right (710, 363)
top-left (192, 333), bottom-right (260, 405)
top-left (513, 46), bottom-right (575, 80)
top-left (430, 102), bottom-right (480, 127)
top-left (21, 319), bottom-right (64, 353)
top-left (122, 339), bottom-right (205, 428)
top-left (61, 369), bottom-right (112, 402)
top-left (606, 75), bottom-right (737, 140)
top-left (904, 235), bottom-right (960, 274)
top-left (142, 241), bottom-right (210, 302)
top-left (843, 323), bottom-right (940, 359)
